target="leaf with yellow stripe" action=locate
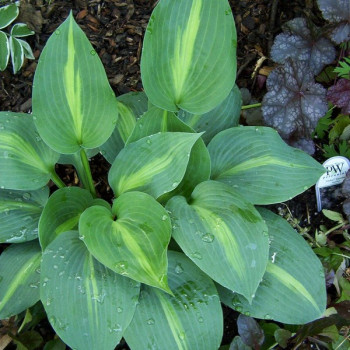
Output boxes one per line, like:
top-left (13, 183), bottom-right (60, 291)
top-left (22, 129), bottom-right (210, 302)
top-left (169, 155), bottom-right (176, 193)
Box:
top-left (32, 12), bottom-right (118, 154)
top-left (100, 92), bottom-right (148, 163)
top-left (40, 230), bottom-right (140, 350)
top-left (218, 208), bottom-right (326, 324)
top-left (0, 112), bottom-right (60, 190)
top-left (39, 187), bottom-right (110, 250)
top-left (108, 132), bottom-right (201, 198)
top-left (0, 186), bottom-right (48, 243)
top-left (124, 251), bottom-right (223, 350)
top-left (126, 107), bottom-right (210, 201)
top-left (141, 0), bottom-right (237, 114)
top-left (166, 181), bottom-right (269, 302)
top-left (208, 126), bottom-right (325, 204)
top-left (0, 241), bottom-right (41, 319)
top-left (79, 192), bottom-right (172, 292)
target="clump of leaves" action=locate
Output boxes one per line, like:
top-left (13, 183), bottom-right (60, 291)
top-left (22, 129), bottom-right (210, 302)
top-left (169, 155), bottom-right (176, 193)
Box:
top-left (262, 59), bottom-right (328, 153)
top-left (327, 79), bottom-right (350, 114)
top-left (0, 1), bottom-right (328, 349)
top-left (270, 17), bottom-right (336, 75)
top-left (317, 0), bottom-right (350, 44)
top-left (0, 2), bottom-right (34, 73)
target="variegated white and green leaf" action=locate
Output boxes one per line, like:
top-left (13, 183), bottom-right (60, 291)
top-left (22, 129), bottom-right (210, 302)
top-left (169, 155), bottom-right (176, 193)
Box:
top-left (0, 3), bottom-right (18, 30)
top-left (0, 186), bottom-right (49, 243)
top-left (40, 230), bottom-right (140, 350)
top-left (124, 251), bottom-right (223, 350)
top-left (178, 85), bottom-right (242, 144)
top-left (10, 36), bottom-right (23, 73)
top-left (166, 181), bottom-right (269, 302)
top-left (0, 31), bottom-right (10, 70)
top-left (11, 23), bottom-right (34, 37)
top-left (0, 112), bottom-right (60, 190)
top-left (32, 13), bottom-right (118, 154)
top-left (79, 192), bottom-right (172, 292)
top-left (218, 208), bottom-right (327, 324)
top-left (208, 126), bottom-right (325, 204)
top-left (108, 132), bottom-right (201, 198)
top-left (0, 241), bottom-right (41, 319)
top-left (141, 0), bottom-right (237, 114)
top-left (39, 187), bottom-right (109, 250)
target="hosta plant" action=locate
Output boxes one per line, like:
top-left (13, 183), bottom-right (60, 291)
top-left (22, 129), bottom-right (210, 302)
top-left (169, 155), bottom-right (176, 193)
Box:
top-left (0, 0), bottom-right (327, 349)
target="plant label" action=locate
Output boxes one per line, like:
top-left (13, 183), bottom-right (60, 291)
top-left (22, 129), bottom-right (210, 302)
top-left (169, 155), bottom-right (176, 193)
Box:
top-left (316, 156), bottom-right (350, 211)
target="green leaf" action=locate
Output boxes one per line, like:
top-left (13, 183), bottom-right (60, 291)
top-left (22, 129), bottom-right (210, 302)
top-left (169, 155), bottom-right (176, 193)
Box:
top-left (218, 208), bottom-right (327, 324)
top-left (166, 181), bottom-right (269, 302)
top-left (11, 23), bottom-right (34, 37)
top-left (178, 86), bottom-right (242, 144)
top-left (38, 187), bottom-right (107, 250)
top-left (79, 191), bottom-right (172, 292)
top-left (0, 186), bottom-right (49, 243)
top-left (124, 251), bottom-right (223, 350)
top-left (32, 12), bottom-right (118, 154)
top-left (208, 126), bottom-right (325, 204)
top-left (0, 3), bottom-right (18, 30)
top-left (0, 30), bottom-right (9, 70)
top-left (17, 38), bottom-right (35, 59)
top-left (141, 0), bottom-right (237, 114)
top-left (229, 336), bottom-right (252, 350)
top-left (100, 91), bottom-right (148, 163)
top-left (126, 107), bottom-right (211, 201)
top-left (40, 231), bottom-right (140, 350)
top-left (0, 241), bottom-right (41, 319)
top-left (109, 132), bottom-right (201, 198)
top-left (0, 112), bottom-right (60, 190)
top-left (10, 36), bottom-right (23, 73)
top-left (43, 338), bottom-right (66, 350)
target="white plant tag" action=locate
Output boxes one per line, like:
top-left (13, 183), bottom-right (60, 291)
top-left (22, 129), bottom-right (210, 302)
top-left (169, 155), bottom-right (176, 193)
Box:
top-left (315, 156), bottom-right (350, 211)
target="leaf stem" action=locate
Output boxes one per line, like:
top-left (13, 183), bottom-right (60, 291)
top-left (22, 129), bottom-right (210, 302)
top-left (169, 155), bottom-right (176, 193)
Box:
top-left (80, 148), bottom-right (96, 198)
top-left (50, 169), bottom-right (66, 189)
top-left (241, 103), bottom-right (262, 110)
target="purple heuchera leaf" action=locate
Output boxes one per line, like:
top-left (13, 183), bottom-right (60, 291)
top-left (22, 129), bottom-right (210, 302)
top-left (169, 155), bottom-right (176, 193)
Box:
top-left (262, 59), bottom-right (328, 142)
top-left (327, 78), bottom-right (350, 114)
top-left (290, 138), bottom-right (316, 155)
top-left (318, 0), bottom-right (350, 44)
top-left (271, 17), bottom-right (336, 74)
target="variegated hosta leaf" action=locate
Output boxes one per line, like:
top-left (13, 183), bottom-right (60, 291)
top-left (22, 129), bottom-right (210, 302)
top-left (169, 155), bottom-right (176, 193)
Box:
top-left (218, 208), bottom-right (327, 324)
top-left (38, 187), bottom-right (110, 251)
top-left (178, 85), bottom-right (242, 144)
top-left (79, 191), bottom-right (172, 293)
top-left (141, 0), bottom-right (237, 114)
top-left (108, 132), bottom-right (201, 198)
top-left (40, 231), bottom-right (140, 350)
top-left (208, 126), bottom-right (325, 205)
top-left (0, 31), bottom-right (10, 70)
top-left (124, 251), bottom-right (223, 350)
top-left (126, 107), bottom-right (211, 201)
top-left (0, 241), bottom-right (41, 319)
top-left (166, 181), bottom-right (269, 302)
top-left (0, 112), bottom-right (60, 190)
top-left (0, 187), bottom-right (49, 243)
top-left (32, 13), bottom-right (118, 154)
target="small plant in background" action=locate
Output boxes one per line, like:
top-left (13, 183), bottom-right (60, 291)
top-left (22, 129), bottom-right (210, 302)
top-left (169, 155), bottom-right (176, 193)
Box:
top-left (0, 1), bottom-right (35, 74)
top-left (0, 0), bottom-right (332, 349)
top-left (262, 0), bottom-right (350, 155)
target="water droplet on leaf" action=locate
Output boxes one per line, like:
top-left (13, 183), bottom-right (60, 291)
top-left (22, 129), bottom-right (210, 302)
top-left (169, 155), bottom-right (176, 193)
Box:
top-left (201, 233), bottom-right (214, 243)
top-left (175, 263), bottom-right (184, 274)
top-left (147, 318), bottom-right (155, 325)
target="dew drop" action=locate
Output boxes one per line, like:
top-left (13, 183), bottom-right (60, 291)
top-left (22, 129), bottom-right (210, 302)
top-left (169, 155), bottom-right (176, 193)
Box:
top-left (198, 316), bottom-right (204, 323)
top-left (175, 263), bottom-right (184, 274)
top-left (243, 311), bottom-right (250, 316)
top-left (201, 233), bottom-right (214, 243)
top-left (161, 215), bottom-right (168, 221)
top-left (0, 186), bottom-right (4, 189)
top-left (55, 29), bottom-right (61, 35)
top-left (146, 138), bottom-right (152, 145)
top-left (147, 318), bottom-right (155, 325)
top-left (191, 252), bottom-right (202, 260)
top-left (115, 261), bottom-right (128, 275)
top-left (178, 331), bottom-right (185, 340)
top-left (90, 49), bottom-right (96, 55)
top-left (22, 192), bottom-right (31, 200)
top-left (264, 314), bottom-right (271, 320)
top-left (117, 307), bottom-right (123, 313)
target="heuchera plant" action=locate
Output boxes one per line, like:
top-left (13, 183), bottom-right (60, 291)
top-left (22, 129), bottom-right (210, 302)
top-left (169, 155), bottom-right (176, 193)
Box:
top-left (262, 0), bottom-right (349, 154)
top-left (0, 1), bottom-right (327, 349)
